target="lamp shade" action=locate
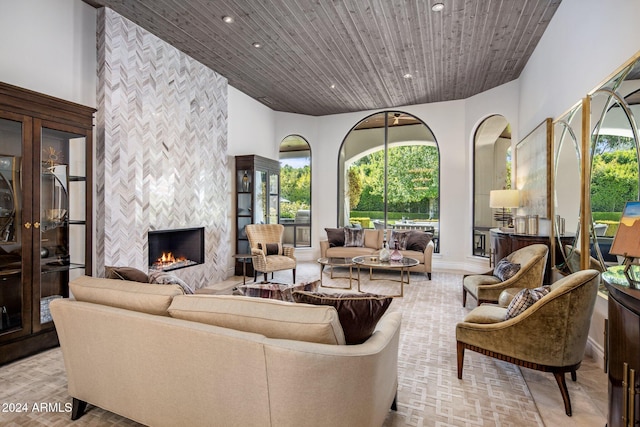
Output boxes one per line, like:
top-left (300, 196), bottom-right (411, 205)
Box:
top-left (489, 189), bottom-right (520, 208)
top-left (610, 201), bottom-right (640, 258)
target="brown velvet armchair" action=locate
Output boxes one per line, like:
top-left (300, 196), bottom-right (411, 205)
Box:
top-left (462, 243), bottom-right (548, 307)
top-left (456, 269), bottom-right (600, 416)
top-left (245, 224), bottom-right (296, 283)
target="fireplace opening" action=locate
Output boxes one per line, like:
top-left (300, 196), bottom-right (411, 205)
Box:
top-left (148, 227), bottom-right (205, 272)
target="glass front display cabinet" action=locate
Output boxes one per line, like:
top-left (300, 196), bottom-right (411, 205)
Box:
top-left (235, 155), bottom-right (280, 277)
top-left (0, 82), bottom-right (94, 365)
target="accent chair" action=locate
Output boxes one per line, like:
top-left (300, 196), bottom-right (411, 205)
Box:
top-left (462, 243), bottom-right (548, 307)
top-left (456, 269), bottom-right (600, 416)
top-left (245, 223), bottom-right (296, 283)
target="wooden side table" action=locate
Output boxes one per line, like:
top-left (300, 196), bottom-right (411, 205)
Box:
top-left (233, 254), bottom-right (253, 285)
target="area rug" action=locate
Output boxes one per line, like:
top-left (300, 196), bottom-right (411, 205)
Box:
top-left (0, 268), bottom-right (545, 426)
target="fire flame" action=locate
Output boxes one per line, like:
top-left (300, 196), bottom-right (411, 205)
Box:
top-left (156, 252), bottom-right (186, 265)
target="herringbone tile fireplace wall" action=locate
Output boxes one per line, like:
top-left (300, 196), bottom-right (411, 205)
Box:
top-left (95, 7), bottom-right (229, 288)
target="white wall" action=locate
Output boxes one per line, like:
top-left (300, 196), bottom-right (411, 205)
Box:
top-left (519, 0), bottom-right (640, 135)
top-left (227, 87), bottom-right (277, 158)
top-left (0, 0), bottom-right (97, 107)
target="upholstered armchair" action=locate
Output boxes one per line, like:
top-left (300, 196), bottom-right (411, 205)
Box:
top-left (245, 224), bottom-right (296, 283)
top-left (456, 269), bottom-right (600, 416)
top-left (462, 244), bottom-right (548, 307)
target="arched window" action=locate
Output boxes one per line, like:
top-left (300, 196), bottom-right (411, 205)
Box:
top-left (472, 115), bottom-right (511, 257)
top-left (279, 135), bottom-right (311, 247)
top-left (338, 111), bottom-right (440, 252)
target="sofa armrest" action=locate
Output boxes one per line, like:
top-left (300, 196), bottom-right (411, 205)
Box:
top-left (320, 240), bottom-right (330, 258)
top-left (423, 240), bottom-right (435, 262)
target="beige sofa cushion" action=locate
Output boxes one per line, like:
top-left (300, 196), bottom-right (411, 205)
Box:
top-left (70, 276), bottom-right (184, 316)
top-left (364, 229), bottom-right (382, 249)
top-left (168, 295), bottom-right (346, 345)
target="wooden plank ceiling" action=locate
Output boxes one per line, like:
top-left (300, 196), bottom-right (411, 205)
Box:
top-left (83, 0), bottom-right (561, 116)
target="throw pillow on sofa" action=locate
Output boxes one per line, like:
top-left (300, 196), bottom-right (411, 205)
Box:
top-left (504, 286), bottom-right (551, 320)
top-left (406, 231), bottom-right (433, 252)
top-left (390, 230), bottom-right (411, 250)
top-left (325, 227), bottom-right (345, 247)
top-left (493, 258), bottom-right (521, 281)
top-left (292, 291), bottom-right (393, 344)
top-left (105, 266), bottom-right (149, 283)
top-left (257, 242), bottom-right (282, 255)
top-left (344, 227), bottom-right (365, 247)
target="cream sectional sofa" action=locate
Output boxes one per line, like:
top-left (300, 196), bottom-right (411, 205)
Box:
top-left (320, 228), bottom-right (434, 279)
top-left (50, 276), bottom-right (401, 427)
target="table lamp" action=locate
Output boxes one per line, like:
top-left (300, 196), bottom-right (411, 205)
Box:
top-left (490, 189), bottom-right (520, 231)
top-left (610, 201), bottom-right (640, 279)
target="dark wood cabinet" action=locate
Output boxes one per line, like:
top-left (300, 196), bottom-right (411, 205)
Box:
top-left (0, 82), bottom-right (94, 365)
top-left (490, 229), bottom-right (573, 285)
top-left (234, 155), bottom-right (280, 277)
top-left (604, 267), bottom-right (640, 427)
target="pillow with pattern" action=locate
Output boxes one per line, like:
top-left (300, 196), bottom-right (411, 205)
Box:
top-left (493, 258), bottom-right (521, 281)
top-left (390, 230), bottom-right (411, 250)
top-left (344, 227), bottom-right (365, 247)
top-left (504, 286), bottom-right (551, 320)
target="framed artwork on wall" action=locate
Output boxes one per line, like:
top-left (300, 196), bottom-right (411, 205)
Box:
top-left (515, 118), bottom-right (552, 218)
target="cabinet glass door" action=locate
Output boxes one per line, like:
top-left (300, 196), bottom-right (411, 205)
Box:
top-left (0, 117), bottom-right (25, 338)
top-left (37, 126), bottom-right (86, 329)
top-left (255, 170), bottom-right (267, 224)
top-left (269, 173), bottom-right (279, 224)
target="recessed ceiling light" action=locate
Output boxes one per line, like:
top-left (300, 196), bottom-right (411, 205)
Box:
top-left (431, 3), bottom-right (444, 12)
top-left (403, 73), bottom-right (413, 79)
top-left (330, 83), bottom-right (336, 89)
top-left (252, 42), bottom-right (262, 48)
top-left (222, 15), bottom-right (234, 23)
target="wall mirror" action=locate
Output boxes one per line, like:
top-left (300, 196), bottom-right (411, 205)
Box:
top-left (588, 55), bottom-right (640, 271)
top-left (553, 103), bottom-right (583, 273)
top-left (473, 115), bottom-right (511, 258)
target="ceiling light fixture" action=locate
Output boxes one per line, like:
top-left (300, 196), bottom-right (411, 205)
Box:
top-left (252, 42), bottom-right (262, 48)
top-left (222, 15), bottom-right (234, 23)
top-left (330, 83), bottom-right (336, 89)
top-left (431, 3), bottom-right (444, 12)
top-left (403, 73), bottom-right (413, 79)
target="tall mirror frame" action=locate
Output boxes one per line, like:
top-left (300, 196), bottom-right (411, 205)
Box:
top-left (553, 101), bottom-right (583, 274)
top-left (586, 53), bottom-right (640, 272)
top-left (553, 52), bottom-right (640, 278)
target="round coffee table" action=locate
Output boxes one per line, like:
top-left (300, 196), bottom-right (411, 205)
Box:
top-left (352, 255), bottom-right (419, 297)
top-left (317, 257), bottom-right (357, 289)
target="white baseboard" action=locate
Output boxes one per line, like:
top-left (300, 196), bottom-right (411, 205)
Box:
top-left (585, 337), bottom-right (606, 370)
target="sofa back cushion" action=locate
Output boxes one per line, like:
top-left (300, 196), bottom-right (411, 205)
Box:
top-left (363, 229), bottom-right (382, 249)
top-left (168, 295), bottom-right (346, 345)
top-left (70, 276), bottom-right (184, 316)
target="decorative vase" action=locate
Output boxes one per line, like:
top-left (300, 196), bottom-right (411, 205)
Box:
top-left (379, 240), bottom-right (391, 262)
top-left (242, 172), bottom-right (250, 191)
top-left (390, 242), bottom-right (403, 262)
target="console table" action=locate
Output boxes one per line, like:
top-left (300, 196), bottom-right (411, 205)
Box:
top-left (490, 228), bottom-right (574, 285)
top-left (603, 266), bottom-right (640, 427)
